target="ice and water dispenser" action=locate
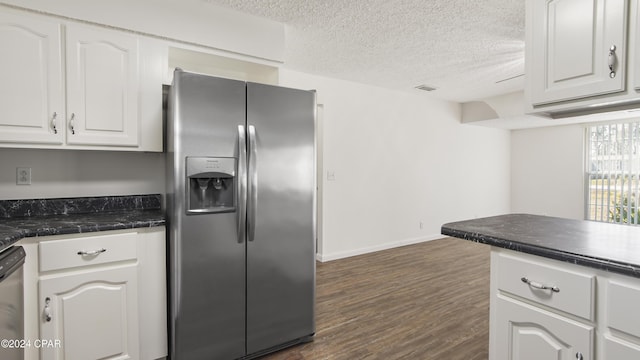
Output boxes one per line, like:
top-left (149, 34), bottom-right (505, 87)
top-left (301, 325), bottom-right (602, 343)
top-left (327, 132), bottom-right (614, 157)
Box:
top-left (186, 157), bottom-right (236, 214)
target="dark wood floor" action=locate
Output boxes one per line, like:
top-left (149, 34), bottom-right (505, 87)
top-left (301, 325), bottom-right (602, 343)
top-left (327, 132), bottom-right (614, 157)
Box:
top-left (261, 237), bottom-right (490, 360)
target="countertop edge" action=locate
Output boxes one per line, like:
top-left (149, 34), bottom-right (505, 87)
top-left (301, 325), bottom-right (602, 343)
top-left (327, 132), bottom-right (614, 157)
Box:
top-left (1, 215), bottom-right (165, 252)
top-left (441, 226), bottom-right (640, 279)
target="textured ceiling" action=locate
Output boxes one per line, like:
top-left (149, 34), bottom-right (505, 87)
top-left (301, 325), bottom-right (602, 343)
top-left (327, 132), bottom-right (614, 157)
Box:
top-left (203, 0), bottom-right (525, 103)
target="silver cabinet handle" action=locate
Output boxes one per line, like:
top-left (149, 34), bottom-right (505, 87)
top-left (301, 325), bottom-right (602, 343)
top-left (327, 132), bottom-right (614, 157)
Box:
top-left (51, 112), bottom-right (58, 134)
top-left (237, 125), bottom-right (247, 244)
top-left (77, 248), bottom-right (107, 256)
top-left (576, 352), bottom-right (583, 360)
top-left (43, 297), bottom-right (52, 322)
top-left (247, 125), bottom-right (258, 242)
top-left (608, 45), bottom-right (617, 78)
top-left (521, 277), bottom-right (560, 293)
top-left (69, 113), bottom-right (76, 134)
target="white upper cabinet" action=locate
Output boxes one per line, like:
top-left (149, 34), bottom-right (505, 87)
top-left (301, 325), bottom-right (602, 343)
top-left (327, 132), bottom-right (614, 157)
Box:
top-left (527, 0), bottom-right (628, 106)
top-left (65, 23), bottom-right (139, 147)
top-left (524, 0), bottom-right (640, 115)
top-left (0, 12), bottom-right (64, 144)
top-left (0, 7), bottom-right (163, 152)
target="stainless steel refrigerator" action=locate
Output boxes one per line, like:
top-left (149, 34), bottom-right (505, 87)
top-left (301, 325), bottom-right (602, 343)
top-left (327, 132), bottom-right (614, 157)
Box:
top-left (166, 69), bottom-right (316, 360)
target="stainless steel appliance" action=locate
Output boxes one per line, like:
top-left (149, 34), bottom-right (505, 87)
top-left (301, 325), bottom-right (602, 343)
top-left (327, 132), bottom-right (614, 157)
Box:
top-left (166, 69), bottom-right (316, 360)
top-left (0, 246), bottom-right (26, 360)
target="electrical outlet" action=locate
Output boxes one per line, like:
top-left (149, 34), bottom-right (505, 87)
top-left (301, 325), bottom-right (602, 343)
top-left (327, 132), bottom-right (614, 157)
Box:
top-left (17, 167), bottom-right (31, 185)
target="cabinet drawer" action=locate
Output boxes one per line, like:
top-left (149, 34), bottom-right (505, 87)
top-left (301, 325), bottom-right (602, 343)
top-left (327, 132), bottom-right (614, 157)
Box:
top-left (494, 252), bottom-right (595, 320)
top-left (39, 232), bottom-right (137, 272)
top-left (607, 280), bottom-right (640, 339)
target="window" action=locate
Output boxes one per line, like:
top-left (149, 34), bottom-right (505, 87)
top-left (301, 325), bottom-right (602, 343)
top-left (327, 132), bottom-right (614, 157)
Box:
top-left (586, 121), bottom-right (640, 225)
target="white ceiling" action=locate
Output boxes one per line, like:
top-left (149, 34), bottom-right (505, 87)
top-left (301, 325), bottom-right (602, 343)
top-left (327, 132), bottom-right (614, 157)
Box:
top-left (203, 0), bottom-right (526, 103)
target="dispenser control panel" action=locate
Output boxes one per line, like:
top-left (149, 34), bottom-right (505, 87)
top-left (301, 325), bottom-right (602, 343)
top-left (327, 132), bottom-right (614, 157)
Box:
top-left (186, 156), bottom-right (236, 214)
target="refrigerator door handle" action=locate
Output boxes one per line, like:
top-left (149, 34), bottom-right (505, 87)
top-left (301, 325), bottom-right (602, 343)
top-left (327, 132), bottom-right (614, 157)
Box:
top-left (237, 125), bottom-right (248, 244)
top-left (247, 125), bottom-right (258, 242)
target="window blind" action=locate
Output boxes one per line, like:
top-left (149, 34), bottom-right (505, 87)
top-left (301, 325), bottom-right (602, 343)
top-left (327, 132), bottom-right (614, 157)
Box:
top-left (586, 121), bottom-right (640, 225)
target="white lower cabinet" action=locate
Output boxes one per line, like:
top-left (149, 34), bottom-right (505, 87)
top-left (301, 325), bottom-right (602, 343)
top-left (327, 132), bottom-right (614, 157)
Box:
top-left (39, 265), bottom-right (139, 360)
top-left (606, 280), bottom-right (640, 338)
top-left (494, 295), bottom-right (593, 360)
top-left (490, 248), bottom-right (640, 360)
top-left (21, 227), bottom-right (167, 360)
top-left (604, 337), bottom-right (640, 358)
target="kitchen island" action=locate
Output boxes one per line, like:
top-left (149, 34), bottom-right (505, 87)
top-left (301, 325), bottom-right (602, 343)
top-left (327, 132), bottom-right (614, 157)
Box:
top-left (441, 213), bottom-right (640, 278)
top-left (442, 214), bottom-right (640, 360)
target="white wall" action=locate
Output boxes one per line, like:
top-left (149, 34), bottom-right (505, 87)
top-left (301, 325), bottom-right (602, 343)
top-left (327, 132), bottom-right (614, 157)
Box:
top-left (0, 148), bottom-right (164, 200)
top-left (280, 70), bottom-right (512, 261)
top-left (511, 124), bottom-right (585, 219)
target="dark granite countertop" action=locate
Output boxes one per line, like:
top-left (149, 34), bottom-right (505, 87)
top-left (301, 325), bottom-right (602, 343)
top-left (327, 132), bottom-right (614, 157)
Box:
top-left (442, 213), bottom-right (640, 278)
top-left (0, 195), bottom-right (165, 253)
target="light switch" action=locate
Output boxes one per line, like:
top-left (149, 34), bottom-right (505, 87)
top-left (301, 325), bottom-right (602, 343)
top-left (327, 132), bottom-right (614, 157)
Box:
top-left (327, 171), bottom-right (336, 181)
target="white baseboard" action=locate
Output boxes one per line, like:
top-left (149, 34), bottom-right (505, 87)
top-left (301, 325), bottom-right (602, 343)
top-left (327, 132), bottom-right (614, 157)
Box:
top-left (315, 234), bottom-right (446, 262)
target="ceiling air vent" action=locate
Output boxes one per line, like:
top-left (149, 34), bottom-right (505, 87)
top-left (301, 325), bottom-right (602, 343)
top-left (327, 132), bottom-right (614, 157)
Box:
top-left (415, 84), bottom-right (437, 92)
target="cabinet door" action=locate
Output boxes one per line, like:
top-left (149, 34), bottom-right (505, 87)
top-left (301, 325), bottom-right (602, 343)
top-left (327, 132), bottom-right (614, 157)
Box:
top-left (492, 295), bottom-right (594, 360)
top-left (0, 11), bottom-right (64, 145)
top-left (39, 265), bottom-right (139, 360)
top-left (604, 337), bottom-right (640, 358)
top-left (65, 23), bottom-right (139, 147)
top-left (606, 279), bottom-right (640, 339)
top-left (528, 0), bottom-right (628, 106)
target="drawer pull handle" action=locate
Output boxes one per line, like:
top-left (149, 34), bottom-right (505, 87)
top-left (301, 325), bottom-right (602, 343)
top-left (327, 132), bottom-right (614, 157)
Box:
top-left (77, 248), bottom-right (107, 256)
top-left (43, 297), bottom-right (52, 322)
top-left (576, 352), bottom-right (583, 360)
top-left (521, 277), bottom-right (560, 293)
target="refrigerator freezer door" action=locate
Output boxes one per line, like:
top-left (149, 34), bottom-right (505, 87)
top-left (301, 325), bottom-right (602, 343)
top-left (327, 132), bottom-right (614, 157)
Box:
top-left (246, 82), bottom-right (316, 354)
top-left (168, 70), bottom-right (247, 360)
